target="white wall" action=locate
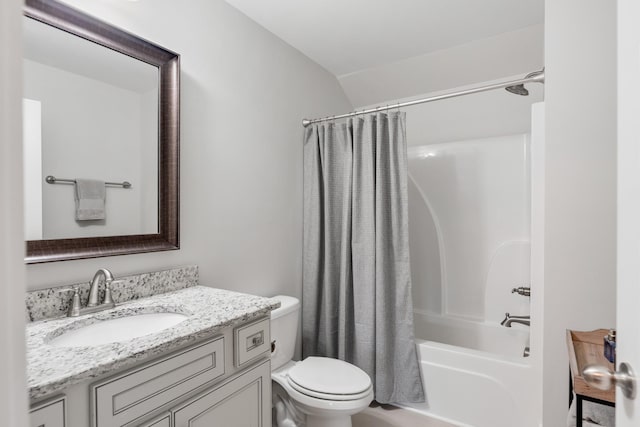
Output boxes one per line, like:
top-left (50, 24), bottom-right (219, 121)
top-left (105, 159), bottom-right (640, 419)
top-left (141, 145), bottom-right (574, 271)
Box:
top-left (340, 24), bottom-right (544, 108)
top-left (23, 98), bottom-right (43, 240)
top-left (25, 0), bottom-right (352, 303)
top-left (543, 1), bottom-right (617, 425)
top-left (24, 59), bottom-right (156, 239)
top-left (0, 0), bottom-right (28, 422)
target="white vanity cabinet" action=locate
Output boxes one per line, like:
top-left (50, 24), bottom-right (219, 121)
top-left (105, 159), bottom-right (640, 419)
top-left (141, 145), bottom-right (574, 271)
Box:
top-left (30, 316), bottom-right (271, 427)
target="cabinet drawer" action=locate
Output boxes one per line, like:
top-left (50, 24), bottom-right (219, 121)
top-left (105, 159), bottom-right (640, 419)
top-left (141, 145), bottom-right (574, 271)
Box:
top-left (235, 317), bottom-right (270, 367)
top-left (92, 337), bottom-right (224, 427)
top-left (30, 395), bottom-right (66, 427)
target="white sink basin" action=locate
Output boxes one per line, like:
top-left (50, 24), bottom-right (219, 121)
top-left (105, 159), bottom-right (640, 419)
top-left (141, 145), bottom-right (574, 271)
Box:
top-left (48, 312), bottom-right (189, 347)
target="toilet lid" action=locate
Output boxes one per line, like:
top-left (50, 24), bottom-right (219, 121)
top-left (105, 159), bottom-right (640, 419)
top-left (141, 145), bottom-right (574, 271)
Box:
top-left (287, 357), bottom-right (371, 396)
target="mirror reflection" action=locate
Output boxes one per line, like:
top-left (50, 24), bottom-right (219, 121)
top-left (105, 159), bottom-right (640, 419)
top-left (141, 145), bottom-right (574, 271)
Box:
top-left (23, 16), bottom-right (159, 240)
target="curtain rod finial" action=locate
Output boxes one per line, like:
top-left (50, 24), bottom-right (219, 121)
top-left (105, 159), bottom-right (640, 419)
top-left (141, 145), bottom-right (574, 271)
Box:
top-left (302, 119), bottom-right (312, 127)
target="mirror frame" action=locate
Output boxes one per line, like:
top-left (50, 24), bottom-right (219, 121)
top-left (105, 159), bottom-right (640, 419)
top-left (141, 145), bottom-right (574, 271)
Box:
top-left (24, 0), bottom-right (180, 263)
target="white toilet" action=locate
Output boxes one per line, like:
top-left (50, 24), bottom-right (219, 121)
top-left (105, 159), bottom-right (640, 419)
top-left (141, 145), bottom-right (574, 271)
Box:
top-left (270, 295), bottom-right (374, 427)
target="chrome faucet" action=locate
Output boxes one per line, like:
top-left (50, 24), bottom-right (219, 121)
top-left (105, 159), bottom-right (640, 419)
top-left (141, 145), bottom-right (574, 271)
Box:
top-left (500, 312), bottom-right (530, 327)
top-left (67, 268), bottom-right (116, 317)
top-left (87, 268), bottom-right (114, 307)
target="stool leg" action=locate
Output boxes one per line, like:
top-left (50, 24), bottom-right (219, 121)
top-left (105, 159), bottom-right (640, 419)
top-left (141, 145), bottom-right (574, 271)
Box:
top-left (576, 396), bottom-right (583, 427)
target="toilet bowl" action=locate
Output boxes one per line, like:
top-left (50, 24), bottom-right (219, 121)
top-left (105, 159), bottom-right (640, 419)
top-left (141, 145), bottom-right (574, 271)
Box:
top-left (270, 296), bottom-right (373, 427)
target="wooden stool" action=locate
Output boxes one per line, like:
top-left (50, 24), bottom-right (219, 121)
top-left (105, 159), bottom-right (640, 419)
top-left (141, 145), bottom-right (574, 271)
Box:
top-left (567, 329), bottom-right (615, 427)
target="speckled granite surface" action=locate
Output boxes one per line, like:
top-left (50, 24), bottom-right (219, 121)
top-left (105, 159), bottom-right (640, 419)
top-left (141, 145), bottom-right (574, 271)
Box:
top-left (25, 265), bottom-right (199, 322)
top-left (26, 286), bottom-right (280, 400)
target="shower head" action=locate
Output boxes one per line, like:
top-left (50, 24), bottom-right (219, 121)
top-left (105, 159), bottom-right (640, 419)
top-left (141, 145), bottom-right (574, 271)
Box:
top-left (505, 68), bottom-right (545, 96)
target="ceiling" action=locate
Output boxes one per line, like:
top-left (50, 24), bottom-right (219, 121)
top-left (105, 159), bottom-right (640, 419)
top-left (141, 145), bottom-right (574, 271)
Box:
top-left (224, 0), bottom-right (544, 77)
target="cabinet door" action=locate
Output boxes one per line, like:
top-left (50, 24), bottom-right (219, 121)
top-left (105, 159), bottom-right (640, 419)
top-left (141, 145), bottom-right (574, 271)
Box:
top-left (173, 359), bottom-right (270, 427)
top-left (30, 396), bottom-right (66, 427)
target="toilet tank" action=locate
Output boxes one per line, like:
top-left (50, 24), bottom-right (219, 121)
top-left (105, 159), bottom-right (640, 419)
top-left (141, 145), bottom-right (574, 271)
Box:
top-left (270, 295), bottom-right (300, 370)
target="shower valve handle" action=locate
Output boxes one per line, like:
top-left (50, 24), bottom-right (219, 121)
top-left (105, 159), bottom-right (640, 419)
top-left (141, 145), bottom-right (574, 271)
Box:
top-left (511, 287), bottom-right (531, 297)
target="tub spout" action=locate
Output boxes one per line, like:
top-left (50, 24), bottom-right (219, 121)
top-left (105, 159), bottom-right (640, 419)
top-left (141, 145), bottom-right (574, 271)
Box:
top-left (500, 313), bottom-right (530, 327)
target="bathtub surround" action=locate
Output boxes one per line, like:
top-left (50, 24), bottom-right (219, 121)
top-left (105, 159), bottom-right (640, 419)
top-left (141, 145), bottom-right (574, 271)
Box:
top-left (302, 112), bottom-right (424, 404)
top-left (404, 132), bottom-right (537, 426)
top-left (25, 265), bottom-right (198, 321)
top-left (408, 134), bottom-right (531, 322)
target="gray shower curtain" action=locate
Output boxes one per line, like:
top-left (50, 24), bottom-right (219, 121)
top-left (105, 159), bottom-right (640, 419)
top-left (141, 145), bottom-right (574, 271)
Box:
top-left (302, 112), bottom-right (425, 404)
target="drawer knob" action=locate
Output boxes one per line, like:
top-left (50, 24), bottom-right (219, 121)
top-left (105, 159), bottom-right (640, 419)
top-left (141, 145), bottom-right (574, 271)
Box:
top-left (252, 336), bottom-right (263, 346)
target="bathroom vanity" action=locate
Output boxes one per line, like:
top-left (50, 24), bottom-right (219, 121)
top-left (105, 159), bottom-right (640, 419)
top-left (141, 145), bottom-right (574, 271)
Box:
top-left (26, 270), bottom-right (278, 427)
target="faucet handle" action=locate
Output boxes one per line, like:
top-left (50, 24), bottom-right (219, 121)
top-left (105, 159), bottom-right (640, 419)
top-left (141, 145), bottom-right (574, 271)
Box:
top-left (67, 285), bottom-right (81, 317)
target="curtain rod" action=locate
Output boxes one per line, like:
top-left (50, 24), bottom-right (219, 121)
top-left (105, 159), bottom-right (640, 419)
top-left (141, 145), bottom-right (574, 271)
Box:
top-left (302, 69), bottom-right (545, 127)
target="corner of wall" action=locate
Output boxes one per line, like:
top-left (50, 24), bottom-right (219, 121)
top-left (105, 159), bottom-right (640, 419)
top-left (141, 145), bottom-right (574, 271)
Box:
top-left (0, 0), bottom-right (28, 422)
top-left (542, 1), bottom-right (617, 424)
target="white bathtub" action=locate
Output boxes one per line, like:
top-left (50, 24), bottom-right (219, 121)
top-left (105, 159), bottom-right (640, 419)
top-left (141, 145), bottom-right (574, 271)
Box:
top-left (402, 312), bottom-right (538, 427)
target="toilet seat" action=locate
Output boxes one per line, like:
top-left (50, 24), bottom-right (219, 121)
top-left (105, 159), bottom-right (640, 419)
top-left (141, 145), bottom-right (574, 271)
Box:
top-left (272, 359), bottom-right (374, 421)
top-left (286, 357), bottom-right (372, 401)
top-left (287, 377), bottom-right (373, 401)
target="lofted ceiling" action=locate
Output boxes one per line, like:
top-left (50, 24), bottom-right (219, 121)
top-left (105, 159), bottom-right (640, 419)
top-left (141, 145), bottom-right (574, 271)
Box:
top-left (224, 0), bottom-right (544, 77)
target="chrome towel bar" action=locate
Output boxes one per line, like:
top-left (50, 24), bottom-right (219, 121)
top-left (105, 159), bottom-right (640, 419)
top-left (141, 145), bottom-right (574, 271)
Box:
top-left (45, 175), bottom-right (132, 188)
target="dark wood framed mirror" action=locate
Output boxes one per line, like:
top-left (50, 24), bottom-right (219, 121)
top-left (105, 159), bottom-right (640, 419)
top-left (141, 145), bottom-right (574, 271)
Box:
top-left (24, 0), bottom-right (179, 263)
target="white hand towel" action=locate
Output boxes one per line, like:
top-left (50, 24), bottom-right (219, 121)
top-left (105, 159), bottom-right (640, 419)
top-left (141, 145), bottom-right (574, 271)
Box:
top-left (74, 178), bottom-right (106, 220)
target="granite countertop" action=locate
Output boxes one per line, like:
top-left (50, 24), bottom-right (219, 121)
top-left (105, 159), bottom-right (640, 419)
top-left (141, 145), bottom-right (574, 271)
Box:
top-left (26, 286), bottom-right (280, 400)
